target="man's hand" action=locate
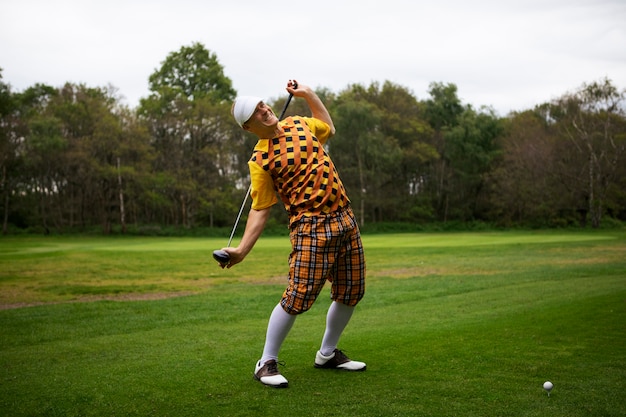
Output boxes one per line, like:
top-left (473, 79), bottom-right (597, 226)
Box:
top-left (218, 246), bottom-right (244, 269)
top-left (217, 207), bottom-right (271, 269)
top-left (286, 79), bottom-right (306, 97)
top-left (285, 79), bottom-right (335, 136)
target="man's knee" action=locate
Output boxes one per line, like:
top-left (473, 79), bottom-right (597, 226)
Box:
top-left (280, 298), bottom-right (314, 315)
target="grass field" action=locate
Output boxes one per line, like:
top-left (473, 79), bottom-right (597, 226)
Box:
top-left (0, 231), bottom-right (625, 416)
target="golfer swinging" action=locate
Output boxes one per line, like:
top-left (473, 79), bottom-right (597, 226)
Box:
top-left (221, 80), bottom-right (366, 388)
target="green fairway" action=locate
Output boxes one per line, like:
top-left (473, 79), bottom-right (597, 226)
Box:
top-left (1, 231), bottom-right (625, 416)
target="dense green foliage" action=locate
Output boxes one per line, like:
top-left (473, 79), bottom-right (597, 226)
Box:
top-left (0, 232), bottom-right (624, 416)
top-left (1, 43), bottom-right (625, 234)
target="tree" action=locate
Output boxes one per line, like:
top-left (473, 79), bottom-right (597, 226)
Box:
top-left (0, 69), bottom-right (22, 234)
top-left (444, 106), bottom-right (502, 221)
top-left (422, 82), bottom-right (465, 221)
top-left (139, 43), bottom-right (240, 228)
top-left (487, 109), bottom-right (559, 225)
top-left (332, 82), bottom-right (440, 224)
top-left (550, 78), bottom-right (626, 227)
top-left (422, 83), bottom-right (503, 222)
top-left (352, 81), bottom-right (437, 221)
top-left (1, 81), bottom-right (60, 233)
top-left (146, 42), bottom-right (236, 103)
top-left (424, 82), bottom-right (464, 131)
top-left (333, 98), bottom-right (383, 225)
top-left (4, 82), bottom-right (154, 234)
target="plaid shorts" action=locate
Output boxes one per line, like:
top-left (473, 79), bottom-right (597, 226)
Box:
top-left (281, 206), bottom-right (366, 314)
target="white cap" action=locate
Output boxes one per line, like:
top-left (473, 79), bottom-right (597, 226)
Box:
top-left (232, 96), bottom-right (263, 127)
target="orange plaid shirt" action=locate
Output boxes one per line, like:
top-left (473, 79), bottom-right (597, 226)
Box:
top-left (248, 116), bottom-right (350, 226)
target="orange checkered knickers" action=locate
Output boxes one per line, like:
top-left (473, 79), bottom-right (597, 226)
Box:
top-left (281, 206), bottom-right (366, 314)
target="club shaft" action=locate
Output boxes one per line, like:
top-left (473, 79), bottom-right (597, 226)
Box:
top-left (226, 184), bottom-right (251, 247)
top-left (278, 94), bottom-right (294, 120)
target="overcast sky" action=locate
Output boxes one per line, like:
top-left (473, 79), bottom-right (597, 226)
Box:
top-left (2, 0), bottom-right (625, 115)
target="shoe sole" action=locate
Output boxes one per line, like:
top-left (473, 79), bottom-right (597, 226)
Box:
top-left (253, 374), bottom-right (289, 388)
top-left (314, 364), bottom-right (367, 371)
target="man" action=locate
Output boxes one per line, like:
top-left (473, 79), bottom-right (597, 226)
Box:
top-left (221, 80), bottom-right (366, 388)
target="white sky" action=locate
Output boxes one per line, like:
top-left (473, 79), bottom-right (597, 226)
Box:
top-left (2, 0), bottom-right (625, 116)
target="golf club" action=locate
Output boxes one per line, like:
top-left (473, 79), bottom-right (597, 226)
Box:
top-left (213, 81), bottom-right (297, 267)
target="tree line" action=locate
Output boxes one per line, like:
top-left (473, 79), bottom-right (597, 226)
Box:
top-left (1, 42), bottom-right (625, 235)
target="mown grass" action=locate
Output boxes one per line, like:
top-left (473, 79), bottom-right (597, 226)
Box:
top-left (0, 231), bottom-right (625, 416)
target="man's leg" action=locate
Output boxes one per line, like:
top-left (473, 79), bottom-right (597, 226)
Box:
top-left (261, 303), bottom-right (296, 363)
top-left (254, 303), bottom-right (296, 388)
top-left (315, 301), bottom-right (366, 371)
top-left (315, 208), bottom-right (366, 371)
top-left (319, 300), bottom-right (354, 356)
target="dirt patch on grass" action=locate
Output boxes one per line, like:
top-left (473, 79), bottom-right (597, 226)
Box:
top-left (0, 291), bottom-right (197, 310)
top-left (0, 275), bottom-right (289, 310)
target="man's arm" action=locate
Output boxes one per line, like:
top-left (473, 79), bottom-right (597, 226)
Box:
top-left (221, 207), bottom-right (271, 268)
top-left (286, 81), bottom-right (335, 137)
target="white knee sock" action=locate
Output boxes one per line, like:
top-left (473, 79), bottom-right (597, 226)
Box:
top-left (260, 303), bottom-right (297, 363)
top-left (320, 301), bottom-right (355, 356)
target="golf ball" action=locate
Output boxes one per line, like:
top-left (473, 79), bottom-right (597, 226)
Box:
top-left (543, 381), bottom-right (553, 390)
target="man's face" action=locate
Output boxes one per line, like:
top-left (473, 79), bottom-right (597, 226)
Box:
top-left (244, 102), bottom-right (278, 131)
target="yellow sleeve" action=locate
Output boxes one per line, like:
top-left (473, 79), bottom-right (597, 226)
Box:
top-left (303, 117), bottom-right (331, 144)
top-left (249, 162), bottom-right (278, 210)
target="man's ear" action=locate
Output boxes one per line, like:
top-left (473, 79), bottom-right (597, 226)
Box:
top-left (242, 123), bottom-right (250, 131)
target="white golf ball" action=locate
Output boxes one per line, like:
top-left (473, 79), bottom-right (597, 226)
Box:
top-left (543, 381), bottom-right (554, 391)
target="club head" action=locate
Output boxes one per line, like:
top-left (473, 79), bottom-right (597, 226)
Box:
top-left (212, 249), bottom-right (230, 267)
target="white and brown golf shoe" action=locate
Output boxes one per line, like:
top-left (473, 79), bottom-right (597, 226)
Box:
top-left (253, 359), bottom-right (288, 388)
top-left (314, 349), bottom-right (366, 371)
